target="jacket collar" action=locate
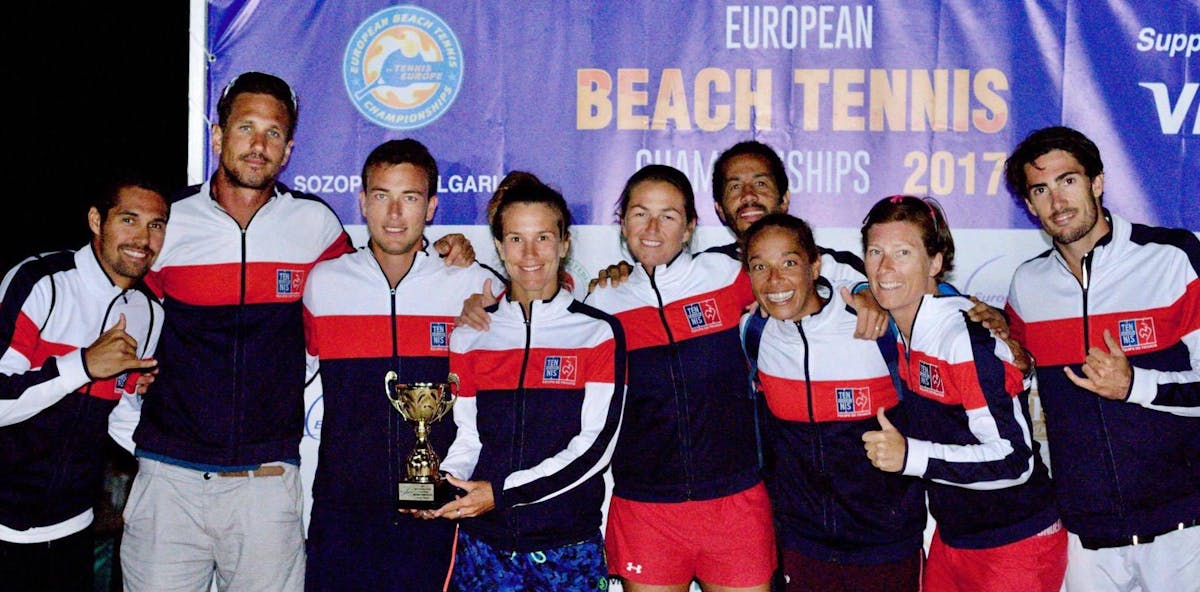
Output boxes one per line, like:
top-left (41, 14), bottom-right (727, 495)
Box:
top-left (1049, 208), bottom-right (1124, 270)
top-left (493, 287), bottom-right (573, 322)
top-left (202, 179), bottom-right (284, 214)
top-left (79, 243), bottom-right (125, 293)
top-left (631, 250), bottom-right (694, 287)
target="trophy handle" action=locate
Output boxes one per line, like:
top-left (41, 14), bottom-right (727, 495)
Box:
top-left (431, 373), bottom-right (460, 423)
top-left (385, 370), bottom-right (409, 420)
top-left (385, 370), bottom-right (401, 403)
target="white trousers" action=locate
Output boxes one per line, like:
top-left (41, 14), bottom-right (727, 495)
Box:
top-left (1064, 526), bottom-right (1200, 592)
top-left (120, 458), bottom-right (306, 592)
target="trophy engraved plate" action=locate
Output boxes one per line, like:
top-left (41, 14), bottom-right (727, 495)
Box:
top-left (385, 371), bottom-right (459, 510)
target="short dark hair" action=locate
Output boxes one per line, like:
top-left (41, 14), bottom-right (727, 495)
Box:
top-left (860, 195), bottom-right (955, 282)
top-left (489, 175), bottom-right (572, 241)
top-left (712, 141), bottom-right (788, 199)
top-left (1004, 126), bottom-right (1103, 198)
top-left (741, 213), bottom-right (819, 269)
top-left (216, 72), bottom-right (299, 139)
top-left (93, 173), bottom-right (169, 223)
top-left (360, 139), bottom-right (439, 194)
top-left (616, 164), bottom-right (698, 224)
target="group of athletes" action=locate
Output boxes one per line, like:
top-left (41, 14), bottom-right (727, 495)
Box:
top-left (2, 71), bottom-right (1196, 592)
top-left (310, 123), bottom-right (1197, 592)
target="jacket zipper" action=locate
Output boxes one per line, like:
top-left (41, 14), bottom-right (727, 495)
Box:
top-left (233, 226), bottom-right (248, 461)
top-left (388, 285), bottom-right (401, 507)
top-left (511, 304), bottom-right (534, 549)
top-left (1074, 250), bottom-right (1127, 517)
top-left (649, 272), bottom-right (694, 498)
top-left (48, 291), bottom-right (126, 519)
top-left (1080, 252), bottom-right (1091, 355)
top-left (794, 320), bottom-right (831, 533)
top-left (229, 202), bottom-right (264, 464)
top-left (380, 255), bottom-right (415, 505)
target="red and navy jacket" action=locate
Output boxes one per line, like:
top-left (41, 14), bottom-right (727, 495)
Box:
top-left (1006, 212), bottom-right (1200, 546)
top-left (302, 246), bottom-right (500, 515)
top-left (585, 250), bottom-right (760, 502)
top-left (135, 182), bottom-right (353, 468)
top-left (745, 279), bottom-right (926, 564)
top-left (442, 289), bottom-right (626, 553)
top-left (0, 246), bottom-right (162, 535)
top-left (895, 294), bottom-right (1057, 550)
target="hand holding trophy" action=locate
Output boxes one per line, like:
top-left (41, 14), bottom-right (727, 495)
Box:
top-left (385, 371), bottom-right (460, 510)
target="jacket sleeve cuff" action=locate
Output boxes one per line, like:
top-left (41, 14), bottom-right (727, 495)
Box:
top-left (902, 437), bottom-right (930, 478)
top-left (1125, 366), bottom-right (1156, 406)
top-left (58, 349), bottom-right (91, 391)
top-left (490, 481), bottom-right (507, 511)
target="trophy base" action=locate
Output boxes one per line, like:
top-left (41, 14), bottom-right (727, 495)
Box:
top-left (396, 480), bottom-right (463, 511)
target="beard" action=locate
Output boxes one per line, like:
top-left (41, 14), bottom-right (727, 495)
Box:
top-left (111, 259), bottom-right (151, 281)
top-left (1045, 205), bottom-right (1099, 246)
top-left (105, 243), bottom-right (154, 282)
top-left (220, 152), bottom-right (279, 190)
top-left (729, 203), bottom-right (769, 234)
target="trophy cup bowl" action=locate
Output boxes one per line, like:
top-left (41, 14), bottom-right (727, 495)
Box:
top-left (385, 371), bottom-right (459, 510)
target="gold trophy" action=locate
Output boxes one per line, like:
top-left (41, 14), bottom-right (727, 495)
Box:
top-left (385, 371), bottom-right (459, 510)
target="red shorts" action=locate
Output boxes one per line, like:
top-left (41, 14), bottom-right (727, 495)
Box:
top-left (924, 521), bottom-right (1067, 592)
top-left (605, 483), bottom-right (776, 587)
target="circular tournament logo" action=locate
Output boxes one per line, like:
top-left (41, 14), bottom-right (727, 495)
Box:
top-left (343, 5), bottom-right (464, 130)
top-left (305, 394), bottom-right (323, 440)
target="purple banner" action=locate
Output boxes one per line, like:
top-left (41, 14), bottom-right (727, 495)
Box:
top-left (204, 0), bottom-right (1199, 231)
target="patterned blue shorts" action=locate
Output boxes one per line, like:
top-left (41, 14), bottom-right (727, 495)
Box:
top-left (451, 530), bottom-right (609, 591)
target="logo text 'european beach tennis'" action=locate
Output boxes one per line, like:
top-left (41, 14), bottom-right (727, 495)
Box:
top-left (343, 6), bottom-right (464, 130)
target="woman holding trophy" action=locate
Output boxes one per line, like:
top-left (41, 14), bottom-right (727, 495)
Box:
top-left (427, 174), bottom-right (627, 591)
top-left (584, 164), bottom-right (776, 592)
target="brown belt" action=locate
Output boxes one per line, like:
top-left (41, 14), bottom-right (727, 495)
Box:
top-left (202, 465), bottom-right (286, 479)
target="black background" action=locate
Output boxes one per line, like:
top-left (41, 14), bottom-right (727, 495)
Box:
top-left (4, 3), bottom-right (190, 273)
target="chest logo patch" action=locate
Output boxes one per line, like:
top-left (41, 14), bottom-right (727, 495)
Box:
top-left (684, 298), bottom-right (722, 332)
top-left (918, 360), bottom-right (945, 397)
top-left (543, 355), bottom-right (578, 385)
top-left (836, 387), bottom-right (872, 417)
top-left (114, 373), bottom-right (130, 394)
top-left (1118, 317), bottom-right (1157, 352)
top-left (276, 269), bottom-right (305, 297)
top-left (430, 322), bottom-right (450, 351)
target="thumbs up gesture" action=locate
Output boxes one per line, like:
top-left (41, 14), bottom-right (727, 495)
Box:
top-left (862, 407), bottom-right (906, 473)
top-left (82, 314), bottom-right (157, 380)
top-left (456, 278), bottom-right (499, 332)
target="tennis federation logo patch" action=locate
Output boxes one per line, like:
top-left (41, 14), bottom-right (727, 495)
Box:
top-left (542, 355), bottom-right (578, 385)
top-left (918, 361), bottom-right (944, 397)
top-left (276, 269), bottom-right (305, 297)
top-left (1118, 317), bottom-right (1157, 352)
top-left (684, 299), bottom-right (723, 332)
top-left (836, 387), bottom-right (871, 418)
top-left (429, 322), bottom-right (450, 351)
top-left (343, 5), bottom-right (464, 130)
